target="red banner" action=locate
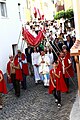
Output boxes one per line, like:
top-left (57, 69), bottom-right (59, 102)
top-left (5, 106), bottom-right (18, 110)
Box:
top-left (22, 28), bottom-right (44, 46)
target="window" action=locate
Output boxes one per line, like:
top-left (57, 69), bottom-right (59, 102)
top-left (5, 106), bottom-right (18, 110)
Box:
top-left (0, 0), bottom-right (7, 17)
top-left (18, 3), bottom-right (21, 20)
top-left (12, 44), bottom-right (18, 56)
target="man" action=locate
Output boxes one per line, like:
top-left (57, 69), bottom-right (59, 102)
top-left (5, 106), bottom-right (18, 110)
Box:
top-left (60, 51), bottom-right (74, 91)
top-left (38, 50), bottom-right (50, 86)
top-left (25, 46), bottom-right (33, 76)
top-left (31, 47), bottom-right (40, 84)
top-left (16, 50), bottom-right (28, 90)
top-left (7, 55), bottom-right (22, 97)
top-left (64, 34), bottom-right (73, 52)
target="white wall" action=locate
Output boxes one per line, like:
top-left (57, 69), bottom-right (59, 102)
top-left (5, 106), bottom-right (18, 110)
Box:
top-left (0, 0), bottom-right (27, 73)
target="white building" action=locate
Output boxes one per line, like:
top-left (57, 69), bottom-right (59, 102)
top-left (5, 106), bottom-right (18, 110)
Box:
top-left (0, 0), bottom-right (27, 73)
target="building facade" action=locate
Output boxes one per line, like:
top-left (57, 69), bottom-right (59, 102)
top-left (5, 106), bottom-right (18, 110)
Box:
top-left (0, 0), bottom-right (27, 73)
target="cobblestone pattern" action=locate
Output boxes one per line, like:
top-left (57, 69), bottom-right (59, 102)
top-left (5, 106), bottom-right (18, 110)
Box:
top-left (0, 75), bottom-right (78, 120)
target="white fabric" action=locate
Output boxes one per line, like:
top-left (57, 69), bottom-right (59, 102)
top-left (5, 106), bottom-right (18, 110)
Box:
top-left (31, 52), bottom-right (40, 82)
top-left (62, 58), bottom-right (65, 74)
top-left (31, 52), bottom-right (40, 65)
top-left (22, 58), bottom-right (27, 64)
top-left (68, 59), bottom-right (71, 64)
top-left (38, 55), bottom-right (50, 74)
top-left (33, 66), bottom-right (40, 82)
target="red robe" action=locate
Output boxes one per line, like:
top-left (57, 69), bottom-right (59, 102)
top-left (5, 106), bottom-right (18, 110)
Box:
top-left (64, 55), bottom-right (74, 78)
top-left (21, 53), bottom-right (29, 75)
top-left (14, 58), bottom-right (23, 81)
top-left (7, 61), bottom-right (12, 83)
top-left (49, 67), bottom-right (68, 94)
top-left (65, 52), bottom-right (70, 59)
top-left (15, 53), bottom-right (29, 75)
top-left (0, 70), bottom-right (8, 94)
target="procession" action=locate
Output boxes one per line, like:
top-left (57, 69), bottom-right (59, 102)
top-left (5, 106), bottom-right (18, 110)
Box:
top-left (0, 19), bottom-right (76, 110)
top-left (0, 0), bottom-right (80, 120)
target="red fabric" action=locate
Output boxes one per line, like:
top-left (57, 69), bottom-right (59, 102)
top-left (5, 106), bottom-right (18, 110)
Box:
top-left (37, 9), bottom-right (41, 20)
top-left (41, 15), bottom-right (44, 20)
top-left (65, 52), bottom-right (70, 59)
top-left (22, 29), bottom-right (44, 46)
top-left (0, 70), bottom-right (8, 94)
top-left (21, 53), bottom-right (29, 75)
top-left (33, 7), bottom-right (37, 18)
top-left (7, 61), bottom-right (12, 83)
top-left (64, 55), bottom-right (74, 78)
top-left (49, 67), bottom-right (68, 94)
top-left (14, 58), bottom-right (23, 81)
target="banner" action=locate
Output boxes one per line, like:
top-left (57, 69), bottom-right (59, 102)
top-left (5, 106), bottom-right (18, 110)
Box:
top-left (22, 28), bottom-right (44, 46)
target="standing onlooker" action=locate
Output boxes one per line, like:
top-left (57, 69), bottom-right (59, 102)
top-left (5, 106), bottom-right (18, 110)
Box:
top-left (64, 34), bottom-right (73, 52)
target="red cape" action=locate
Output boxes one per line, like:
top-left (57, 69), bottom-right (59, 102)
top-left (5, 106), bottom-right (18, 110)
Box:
top-left (21, 53), bottom-right (29, 75)
top-left (49, 68), bottom-right (68, 94)
top-left (14, 58), bottom-right (23, 81)
top-left (7, 61), bottom-right (12, 83)
top-left (64, 55), bottom-right (74, 78)
top-left (15, 53), bottom-right (29, 75)
top-left (0, 70), bottom-right (8, 94)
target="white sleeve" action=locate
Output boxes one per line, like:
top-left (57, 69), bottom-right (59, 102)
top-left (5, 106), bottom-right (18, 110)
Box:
top-left (31, 53), bottom-right (34, 65)
top-left (22, 59), bottom-right (27, 64)
top-left (68, 59), bottom-right (71, 64)
top-left (46, 56), bottom-right (50, 65)
top-left (38, 56), bottom-right (41, 65)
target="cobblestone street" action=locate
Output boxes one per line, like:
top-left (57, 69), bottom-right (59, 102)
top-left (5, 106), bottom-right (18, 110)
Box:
top-left (0, 75), bottom-right (77, 120)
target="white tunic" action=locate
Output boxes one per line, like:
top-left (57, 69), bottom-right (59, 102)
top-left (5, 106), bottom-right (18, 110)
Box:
top-left (38, 54), bottom-right (50, 74)
top-left (31, 52), bottom-right (40, 82)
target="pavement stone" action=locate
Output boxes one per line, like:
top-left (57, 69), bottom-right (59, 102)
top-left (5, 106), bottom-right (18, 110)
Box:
top-left (0, 75), bottom-right (78, 120)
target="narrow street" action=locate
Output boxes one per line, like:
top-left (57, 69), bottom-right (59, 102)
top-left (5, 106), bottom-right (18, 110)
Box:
top-left (0, 75), bottom-right (77, 120)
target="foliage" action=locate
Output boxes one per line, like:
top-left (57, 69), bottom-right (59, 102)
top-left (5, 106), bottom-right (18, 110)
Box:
top-left (65, 9), bottom-right (74, 19)
top-left (54, 10), bottom-right (65, 20)
top-left (54, 9), bottom-right (74, 20)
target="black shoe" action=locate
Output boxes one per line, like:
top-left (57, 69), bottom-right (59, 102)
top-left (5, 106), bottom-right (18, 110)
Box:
top-left (16, 94), bottom-right (20, 97)
top-left (21, 86), bottom-right (27, 90)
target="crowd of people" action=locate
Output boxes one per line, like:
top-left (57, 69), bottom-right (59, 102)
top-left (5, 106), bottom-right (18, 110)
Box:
top-left (0, 19), bottom-right (76, 109)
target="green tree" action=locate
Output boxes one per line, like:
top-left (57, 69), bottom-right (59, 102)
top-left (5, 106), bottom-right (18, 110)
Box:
top-left (65, 9), bottom-right (74, 19)
top-left (54, 9), bottom-right (74, 20)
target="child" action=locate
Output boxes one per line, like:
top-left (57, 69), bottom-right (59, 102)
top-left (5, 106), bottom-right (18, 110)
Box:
top-left (49, 61), bottom-right (68, 108)
top-left (0, 70), bottom-right (7, 109)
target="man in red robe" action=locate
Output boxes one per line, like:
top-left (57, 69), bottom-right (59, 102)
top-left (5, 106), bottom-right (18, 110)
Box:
top-left (0, 70), bottom-right (7, 109)
top-left (49, 61), bottom-right (68, 108)
top-left (16, 50), bottom-right (29, 90)
top-left (61, 49), bottom-right (74, 91)
top-left (6, 55), bottom-right (13, 83)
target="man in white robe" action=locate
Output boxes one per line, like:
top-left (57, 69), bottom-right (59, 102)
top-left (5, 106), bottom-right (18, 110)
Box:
top-left (38, 51), bottom-right (50, 86)
top-left (31, 48), bottom-right (40, 84)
